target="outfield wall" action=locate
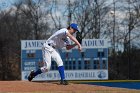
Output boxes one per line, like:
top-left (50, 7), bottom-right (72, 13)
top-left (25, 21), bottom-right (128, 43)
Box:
top-left (21, 39), bottom-right (109, 81)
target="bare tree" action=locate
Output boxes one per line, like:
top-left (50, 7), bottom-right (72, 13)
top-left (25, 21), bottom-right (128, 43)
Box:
top-left (0, 0), bottom-right (51, 80)
top-left (18, 0), bottom-right (50, 39)
top-left (68, 0), bottom-right (111, 39)
top-left (0, 8), bottom-right (21, 80)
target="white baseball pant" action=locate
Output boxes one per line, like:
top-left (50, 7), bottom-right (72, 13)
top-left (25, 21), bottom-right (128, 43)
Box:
top-left (41, 43), bottom-right (63, 73)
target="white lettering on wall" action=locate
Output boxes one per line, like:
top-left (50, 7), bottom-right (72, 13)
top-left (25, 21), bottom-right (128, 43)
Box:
top-left (21, 39), bottom-right (108, 50)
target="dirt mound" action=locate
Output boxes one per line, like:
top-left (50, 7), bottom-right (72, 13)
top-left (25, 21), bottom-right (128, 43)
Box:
top-left (0, 81), bottom-right (139, 93)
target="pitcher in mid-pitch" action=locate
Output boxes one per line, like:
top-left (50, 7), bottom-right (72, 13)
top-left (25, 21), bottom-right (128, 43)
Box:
top-left (28, 23), bottom-right (82, 85)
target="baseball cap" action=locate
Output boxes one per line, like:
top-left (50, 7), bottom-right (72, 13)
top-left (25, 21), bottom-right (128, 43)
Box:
top-left (70, 23), bottom-right (79, 31)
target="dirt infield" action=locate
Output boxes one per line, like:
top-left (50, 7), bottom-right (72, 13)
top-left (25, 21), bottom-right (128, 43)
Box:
top-left (0, 81), bottom-right (140, 93)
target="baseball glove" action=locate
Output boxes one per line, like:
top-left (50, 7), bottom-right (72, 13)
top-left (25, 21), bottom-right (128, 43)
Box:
top-left (76, 32), bottom-right (82, 44)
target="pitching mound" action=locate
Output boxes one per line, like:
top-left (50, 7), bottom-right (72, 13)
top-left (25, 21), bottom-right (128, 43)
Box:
top-left (0, 81), bottom-right (139, 93)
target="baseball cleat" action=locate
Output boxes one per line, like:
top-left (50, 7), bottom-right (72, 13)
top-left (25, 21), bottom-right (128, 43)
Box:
top-left (28, 70), bottom-right (35, 81)
top-left (60, 80), bottom-right (69, 85)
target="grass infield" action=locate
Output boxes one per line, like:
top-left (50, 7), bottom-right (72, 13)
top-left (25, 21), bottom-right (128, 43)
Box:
top-left (69, 80), bottom-right (140, 83)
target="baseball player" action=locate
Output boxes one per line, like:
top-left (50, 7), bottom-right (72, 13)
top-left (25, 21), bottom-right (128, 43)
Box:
top-left (28, 23), bottom-right (82, 85)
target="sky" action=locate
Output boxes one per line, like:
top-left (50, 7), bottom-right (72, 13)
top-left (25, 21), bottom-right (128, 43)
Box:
top-left (0, 0), bottom-right (113, 10)
top-left (0, 0), bottom-right (135, 50)
top-left (0, 0), bottom-right (16, 10)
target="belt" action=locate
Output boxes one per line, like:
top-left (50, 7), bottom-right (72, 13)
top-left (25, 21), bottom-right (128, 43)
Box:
top-left (48, 44), bottom-right (55, 48)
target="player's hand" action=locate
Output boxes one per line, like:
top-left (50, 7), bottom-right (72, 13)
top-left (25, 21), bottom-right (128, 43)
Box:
top-left (78, 45), bottom-right (82, 52)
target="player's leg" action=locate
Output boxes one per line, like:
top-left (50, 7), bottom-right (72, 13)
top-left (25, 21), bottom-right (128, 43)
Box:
top-left (40, 47), bottom-right (52, 72)
top-left (28, 47), bottom-right (51, 81)
top-left (52, 49), bottom-right (68, 85)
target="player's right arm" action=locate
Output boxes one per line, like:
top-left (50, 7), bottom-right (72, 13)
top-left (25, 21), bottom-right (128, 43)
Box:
top-left (66, 31), bottom-right (82, 51)
top-left (66, 44), bottom-right (77, 50)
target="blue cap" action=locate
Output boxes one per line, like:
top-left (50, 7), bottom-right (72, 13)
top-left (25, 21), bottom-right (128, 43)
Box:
top-left (70, 23), bottom-right (79, 31)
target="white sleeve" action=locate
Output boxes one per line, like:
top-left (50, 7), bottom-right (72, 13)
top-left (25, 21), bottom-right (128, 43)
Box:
top-left (65, 37), bottom-right (71, 45)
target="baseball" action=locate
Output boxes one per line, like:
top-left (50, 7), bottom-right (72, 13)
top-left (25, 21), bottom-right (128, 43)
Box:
top-left (110, 11), bottom-right (114, 14)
